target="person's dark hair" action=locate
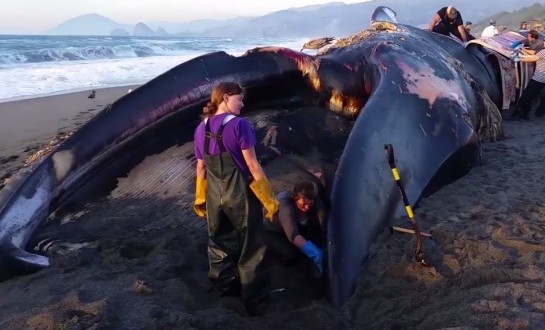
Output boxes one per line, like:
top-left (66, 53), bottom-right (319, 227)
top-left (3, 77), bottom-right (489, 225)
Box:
top-left (291, 180), bottom-right (318, 201)
top-left (529, 29), bottom-right (539, 39)
top-left (202, 82), bottom-right (243, 117)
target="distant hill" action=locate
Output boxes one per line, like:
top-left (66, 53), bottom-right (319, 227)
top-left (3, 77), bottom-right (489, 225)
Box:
top-left (46, 13), bottom-right (255, 36)
top-left (286, 2), bottom-right (346, 12)
top-left (47, 14), bottom-right (162, 37)
top-left (156, 27), bottom-right (169, 37)
top-left (471, 3), bottom-right (545, 35)
top-left (132, 22), bottom-right (156, 37)
top-left (146, 17), bottom-right (255, 35)
top-left (194, 0), bottom-right (545, 38)
top-left (193, 0), bottom-right (535, 37)
top-left (46, 1), bottom-right (545, 38)
top-left (47, 13), bottom-right (133, 35)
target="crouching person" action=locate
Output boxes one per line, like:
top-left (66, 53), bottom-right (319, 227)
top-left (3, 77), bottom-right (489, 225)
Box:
top-left (263, 180), bottom-right (326, 277)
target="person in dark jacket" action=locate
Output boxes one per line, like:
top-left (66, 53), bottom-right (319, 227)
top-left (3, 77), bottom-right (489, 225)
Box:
top-left (428, 5), bottom-right (468, 42)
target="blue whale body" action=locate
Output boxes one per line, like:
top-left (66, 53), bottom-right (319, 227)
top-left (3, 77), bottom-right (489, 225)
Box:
top-left (0, 6), bottom-right (504, 307)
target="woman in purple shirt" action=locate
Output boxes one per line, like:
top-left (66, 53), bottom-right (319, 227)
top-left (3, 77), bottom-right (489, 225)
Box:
top-left (192, 81), bottom-right (279, 316)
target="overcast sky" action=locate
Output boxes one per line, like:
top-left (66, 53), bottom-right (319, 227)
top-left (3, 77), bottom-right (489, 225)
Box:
top-left (0, 0), bottom-right (365, 33)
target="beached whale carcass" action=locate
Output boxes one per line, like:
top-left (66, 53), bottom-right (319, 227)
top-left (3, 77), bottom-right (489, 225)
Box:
top-left (323, 6), bottom-right (507, 307)
top-left (0, 6), bottom-right (503, 307)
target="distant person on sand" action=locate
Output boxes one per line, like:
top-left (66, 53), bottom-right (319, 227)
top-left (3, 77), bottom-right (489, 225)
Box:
top-left (509, 46), bottom-right (545, 120)
top-left (192, 81), bottom-right (279, 316)
top-left (520, 21), bottom-right (529, 33)
top-left (428, 5), bottom-right (468, 42)
top-left (263, 180), bottom-right (326, 278)
top-left (481, 20), bottom-right (499, 38)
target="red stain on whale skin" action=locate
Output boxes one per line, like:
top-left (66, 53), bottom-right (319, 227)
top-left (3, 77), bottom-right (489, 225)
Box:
top-left (253, 46), bottom-right (316, 67)
top-left (364, 82), bottom-right (372, 95)
top-left (247, 46), bottom-right (324, 94)
top-left (369, 44), bottom-right (390, 72)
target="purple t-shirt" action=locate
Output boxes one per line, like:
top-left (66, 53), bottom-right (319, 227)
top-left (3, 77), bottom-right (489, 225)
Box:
top-left (194, 113), bottom-right (256, 176)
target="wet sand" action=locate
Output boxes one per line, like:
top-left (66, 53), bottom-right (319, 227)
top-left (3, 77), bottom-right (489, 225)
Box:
top-left (0, 86), bottom-right (139, 190)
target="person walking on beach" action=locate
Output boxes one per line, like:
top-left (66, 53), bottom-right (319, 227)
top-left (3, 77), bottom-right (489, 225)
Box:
top-left (263, 180), bottom-right (326, 278)
top-left (192, 81), bottom-right (279, 315)
top-left (428, 5), bottom-right (468, 42)
top-left (509, 46), bottom-right (545, 120)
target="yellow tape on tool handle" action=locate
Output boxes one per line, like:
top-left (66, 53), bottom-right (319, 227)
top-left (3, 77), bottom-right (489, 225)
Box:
top-left (384, 143), bottom-right (428, 266)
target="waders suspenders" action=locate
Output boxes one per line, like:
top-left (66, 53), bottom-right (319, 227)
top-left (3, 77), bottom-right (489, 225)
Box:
top-left (204, 115), bottom-right (236, 156)
top-left (204, 119), bottom-right (227, 156)
top-left (384, 144), bottom-right (429, 267)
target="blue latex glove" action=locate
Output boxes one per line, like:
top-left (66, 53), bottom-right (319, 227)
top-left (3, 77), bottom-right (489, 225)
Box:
top-left (301, 241), bottom-right (323, 274)
top-left (510, 40), bottom-right (524, 49)
top-left (510, 41), bottom-right (524, 63)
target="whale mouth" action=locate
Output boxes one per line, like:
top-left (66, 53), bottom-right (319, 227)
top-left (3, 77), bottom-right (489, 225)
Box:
top-left (25, 105), bottom-right (353, 263)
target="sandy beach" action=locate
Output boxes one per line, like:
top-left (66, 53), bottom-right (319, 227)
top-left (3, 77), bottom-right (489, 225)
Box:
top-left (0, 86), bottom-right (139, 190)
top-left (0, 87), bottom-right (544, 329)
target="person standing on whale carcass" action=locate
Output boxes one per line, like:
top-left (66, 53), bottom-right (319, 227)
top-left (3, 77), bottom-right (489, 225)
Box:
top-left (428, 5), bottom-right (468, 42)
top-left (192, 81), bottom-right (280, 316)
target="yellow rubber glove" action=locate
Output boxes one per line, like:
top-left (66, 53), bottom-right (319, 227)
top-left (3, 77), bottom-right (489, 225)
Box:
top-left (249, 178), bottom-right (279, 221)
top-left (193, 177), bottom-right (207, 218)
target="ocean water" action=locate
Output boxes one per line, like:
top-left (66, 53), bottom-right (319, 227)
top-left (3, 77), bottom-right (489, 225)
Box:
top-left (0, 35), bottom-right (308, 103)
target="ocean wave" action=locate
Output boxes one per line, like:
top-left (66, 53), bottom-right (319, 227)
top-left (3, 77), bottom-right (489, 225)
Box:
top-left (1, 43), bottom-right (205, 64)
top-left (0, 36), bottom-right (308, 101)
top-left (0, 36), bottom-right (305, 65)
top-left (0, 38), bottom-right (268, 64)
